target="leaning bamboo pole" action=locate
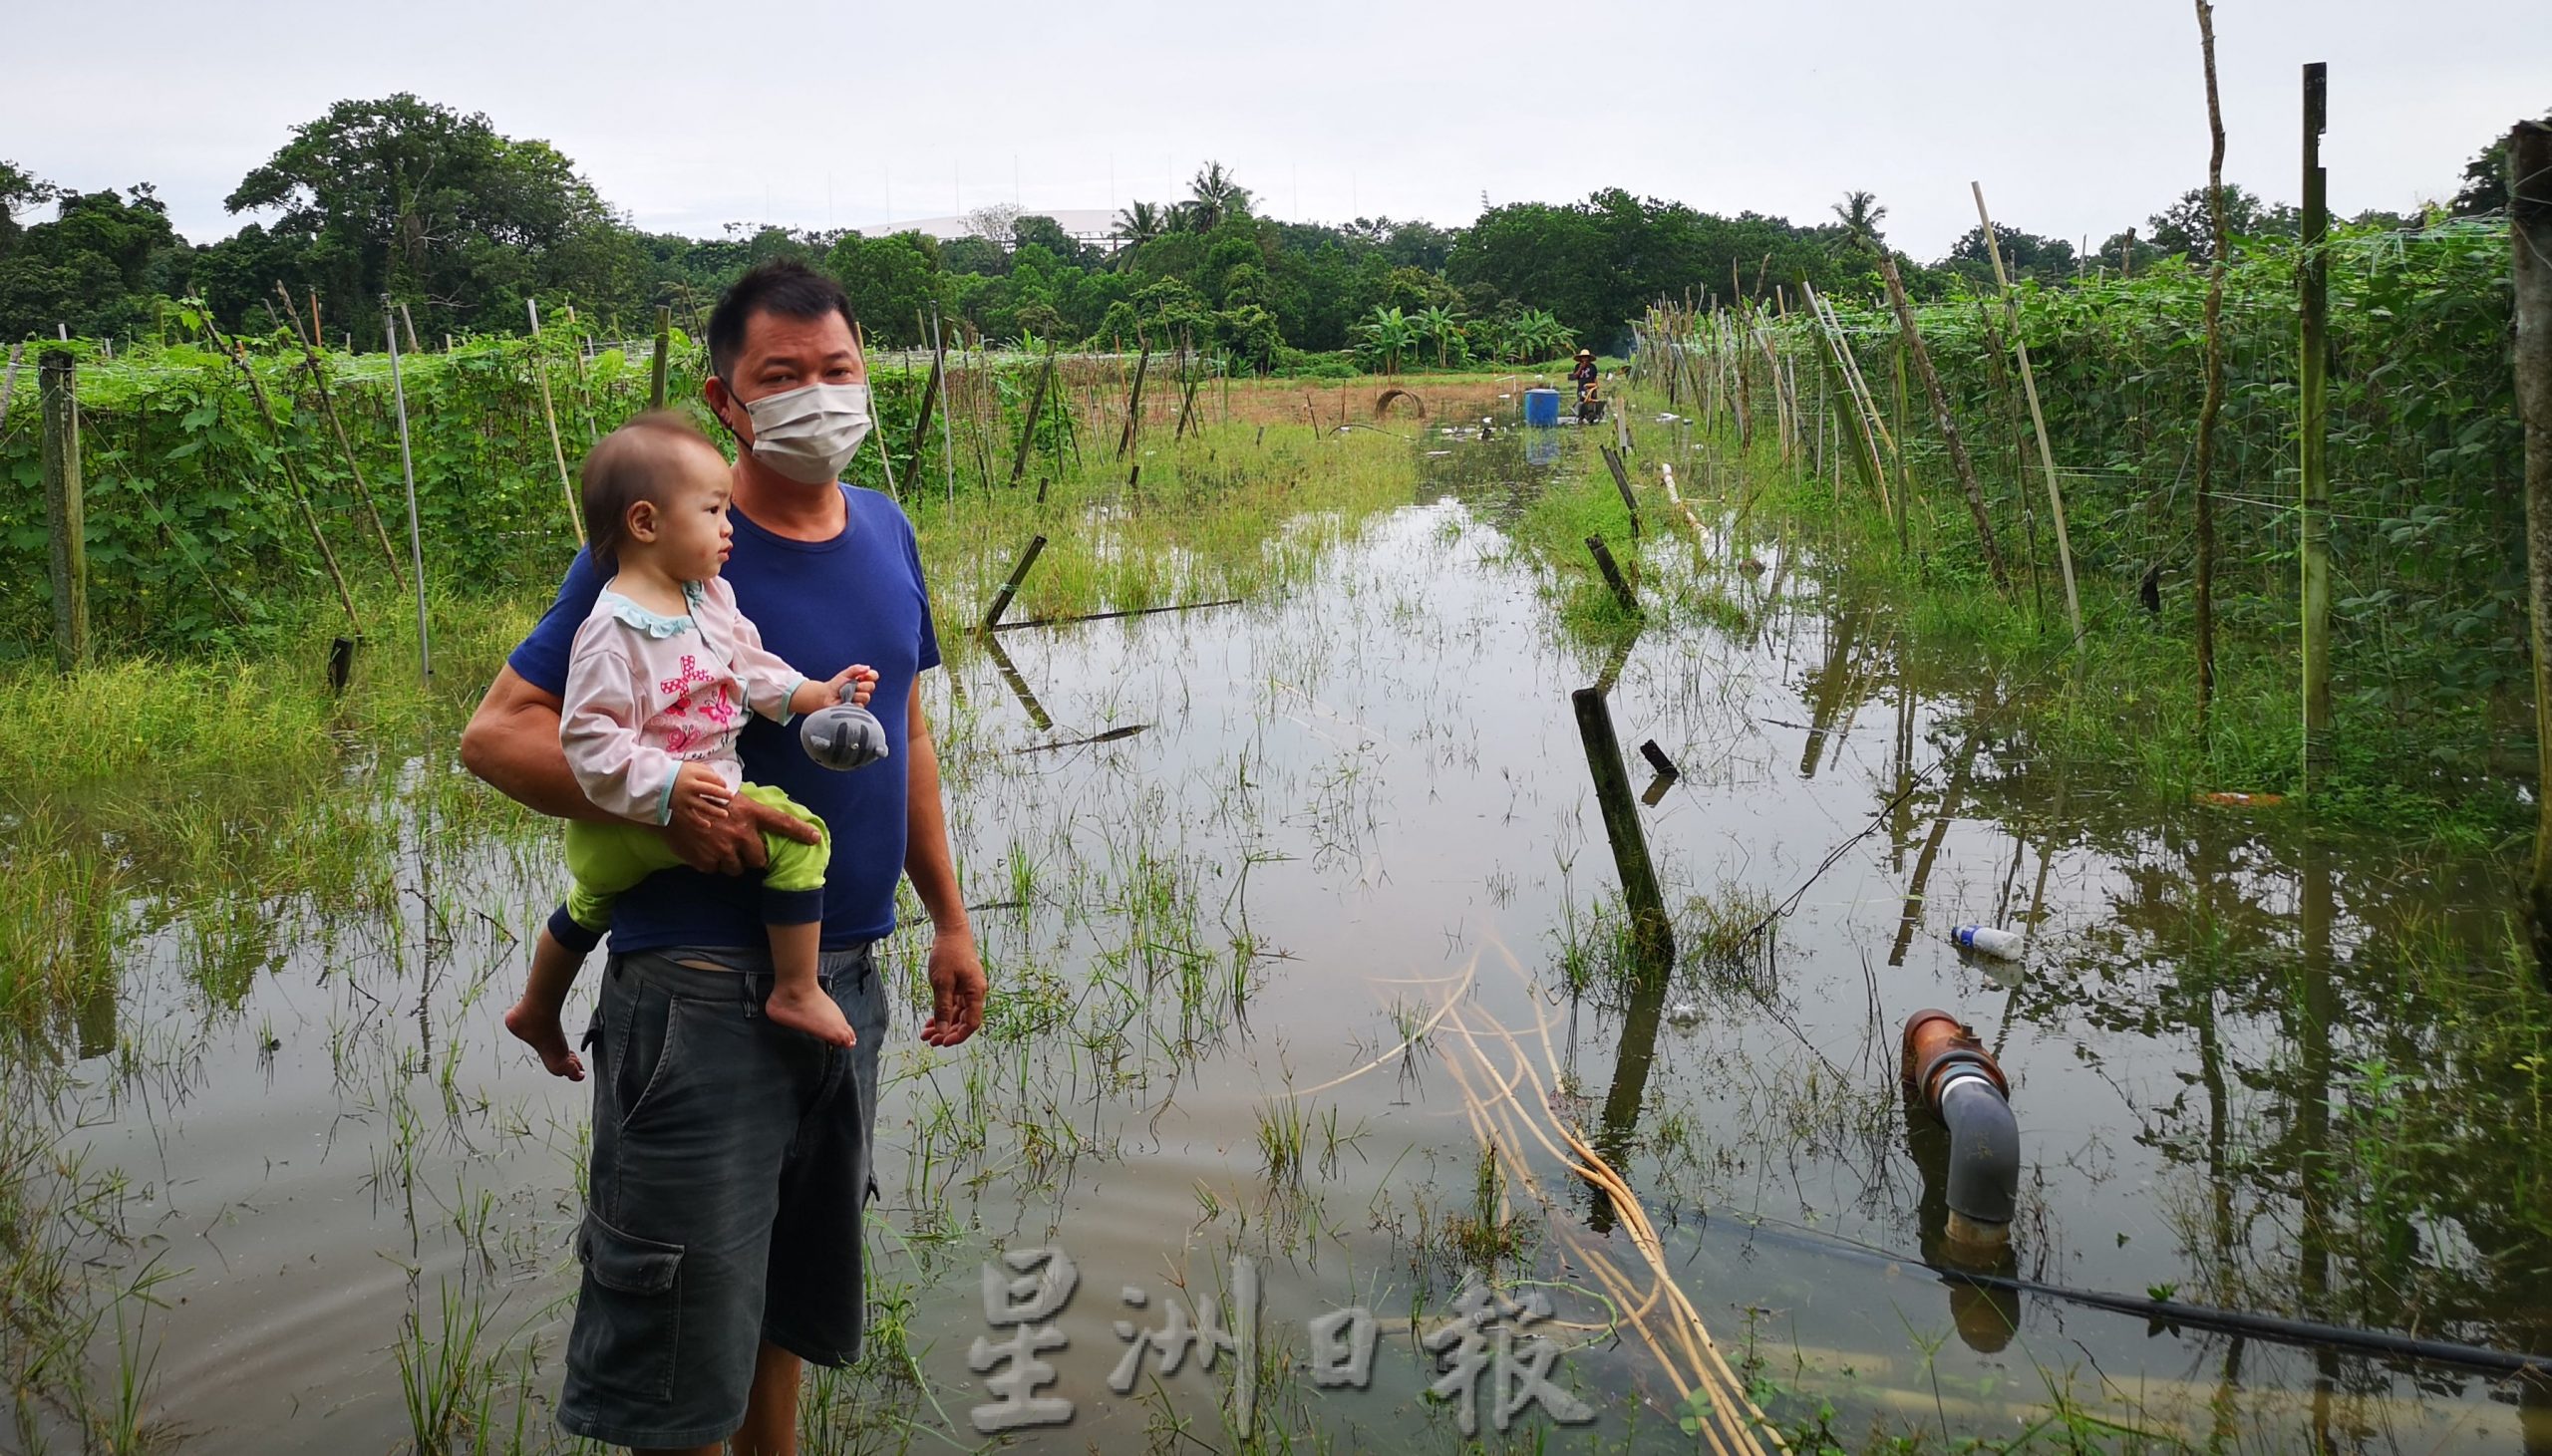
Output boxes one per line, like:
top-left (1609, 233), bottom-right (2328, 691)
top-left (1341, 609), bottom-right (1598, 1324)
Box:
top-left (525, 302), bottom-right (585, 544)
top-left (276, 282), bottom-right (405, 584)
top-left (1972, 183), bottom-right (2083, 645)
top-left (1872, 247), bottom-right (2011, 592)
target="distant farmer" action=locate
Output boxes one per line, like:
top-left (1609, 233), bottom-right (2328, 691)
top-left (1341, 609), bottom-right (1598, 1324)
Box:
top-left (1570, 347), bottom-right (1598, 403)
top-left (462, 259), bottom-right (985, 1456)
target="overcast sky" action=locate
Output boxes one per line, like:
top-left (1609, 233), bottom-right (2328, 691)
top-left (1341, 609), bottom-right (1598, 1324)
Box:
top-left (5, 0), bottom-right (2544, 259)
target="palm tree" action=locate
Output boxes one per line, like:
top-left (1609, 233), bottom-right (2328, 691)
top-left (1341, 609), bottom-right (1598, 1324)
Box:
top-left (1832, 190), bottom-right (1887, 249)
top-left (1412, 304), bottom-right (1465, 370)
top-left (1185, 161), bottom-right (1251, 231)
top-left (1113, 201), bottom-right (1166, 265)
top-left (1357, 305), bottom-right (1420, 375)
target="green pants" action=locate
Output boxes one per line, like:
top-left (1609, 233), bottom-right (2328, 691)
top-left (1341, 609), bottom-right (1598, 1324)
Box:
top-left (564, 781), bottom-right (830, 933)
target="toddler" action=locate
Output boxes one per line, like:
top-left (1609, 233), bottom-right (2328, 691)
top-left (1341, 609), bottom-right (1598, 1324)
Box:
top-left (505, 411), bottom-right (878, 1078)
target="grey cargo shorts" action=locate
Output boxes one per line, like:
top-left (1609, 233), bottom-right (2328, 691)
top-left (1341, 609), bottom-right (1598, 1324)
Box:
top-left (556, 944), bottom-right (888, 1450)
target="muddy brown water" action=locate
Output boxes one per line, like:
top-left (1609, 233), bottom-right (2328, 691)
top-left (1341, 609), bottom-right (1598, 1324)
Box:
top-left (16, 417), bottom-right (2552, 1452)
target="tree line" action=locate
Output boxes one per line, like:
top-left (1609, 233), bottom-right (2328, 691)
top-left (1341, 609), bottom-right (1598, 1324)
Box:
top-left (1, 94), bottom-right (2528, 370)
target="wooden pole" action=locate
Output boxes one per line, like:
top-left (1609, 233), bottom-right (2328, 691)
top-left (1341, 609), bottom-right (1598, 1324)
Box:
top-left (908, 345), bottom-right (943, 467)
top-left (39, 351), bottom-right (88, 672)
top-left (2299, 65), bottom-right (2334, 784)
top-left (1973, 182), bottom-right (2084, 646)
top-left (385, 297), bottom-right (433, 684)
top-left (2192, 0), bottom-right (2230, 728)
top-left (981, 533), bottom-right (1049, 633)
top-left (2510, 120), bottom-right (2552, 964)
top-left (1571, 688), bottom-right (1674, 965)
top-left (1599, 445), bottom-right (1642, 538)
top-left (527, 300), bottom-right (586, 544)
top-left (1009, 350), bottom-right (1055, 485)
top-left (1116, 340), bottom-right (1150, 458)
top-left (277, 281), bottom-right (406, 583)
top-left (650, 304), bottom-right (672, 410)
top-left (1874, 249), bottom-right (2008, 589)
top-left (1586, 535), bottom-right (1639, 614)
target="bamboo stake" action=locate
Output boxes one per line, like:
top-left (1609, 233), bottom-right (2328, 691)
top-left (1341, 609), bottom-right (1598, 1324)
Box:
top-left (1890, 340), bottom-right (1913, 551)
top-left (1973, 183), bottom-right (2082, 644)
top-left (932, 308), bottom-right (957, 509)
top-left (276, 281), bottom-right (405, 583)
top-left (2192, 0), bottom-right (2230, 726)
top-left (855, 322), bottom-right (897, 500)
top-left (221, 338), bottom-right (362, 634)
top-left (385, 296), bottom-right (433, 683)
top-left (526, 300), bottom-right (586, 544)
top-left (1872, 248), bottom-right (2010, 591)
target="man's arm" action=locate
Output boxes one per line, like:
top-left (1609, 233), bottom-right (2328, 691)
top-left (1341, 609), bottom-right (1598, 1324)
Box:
top-left (460, 665), bottom-right (815, 872)
top-left (903, 690), bottom-right (986, 1046)
top-left (461, 666), bottom-right (617, 822)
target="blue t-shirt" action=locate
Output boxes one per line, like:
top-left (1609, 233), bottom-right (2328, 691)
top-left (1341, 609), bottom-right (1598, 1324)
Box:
top-left (508, 486), bottom-right (940, 951)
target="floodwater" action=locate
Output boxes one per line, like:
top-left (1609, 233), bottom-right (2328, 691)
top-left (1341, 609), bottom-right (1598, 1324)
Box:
top-left (12, 415), bottom-right (2552, 1453)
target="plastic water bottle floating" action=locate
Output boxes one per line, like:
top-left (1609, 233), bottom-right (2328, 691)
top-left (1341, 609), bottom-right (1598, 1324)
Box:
top-left (1952, 925), bottom-right (2024, 961)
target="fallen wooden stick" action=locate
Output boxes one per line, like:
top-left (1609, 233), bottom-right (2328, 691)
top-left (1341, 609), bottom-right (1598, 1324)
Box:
top-left (991, 596), bottom-right (1242, 632)
top-left (1012, 725), bottom-right (1150, 754)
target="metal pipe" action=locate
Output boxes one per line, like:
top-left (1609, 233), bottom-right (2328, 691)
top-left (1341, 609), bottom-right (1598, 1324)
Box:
top-left (1902, 1010), bottom-right (2019, 1246)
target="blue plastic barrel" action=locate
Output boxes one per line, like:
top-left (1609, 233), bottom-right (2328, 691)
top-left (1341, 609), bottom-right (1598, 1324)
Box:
top-left (1522, 388), bottom-right (1561, 427)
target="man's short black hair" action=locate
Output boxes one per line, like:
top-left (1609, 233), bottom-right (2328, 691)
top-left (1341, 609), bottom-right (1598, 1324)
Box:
top-left (707, 259), bottom-right (860, 381)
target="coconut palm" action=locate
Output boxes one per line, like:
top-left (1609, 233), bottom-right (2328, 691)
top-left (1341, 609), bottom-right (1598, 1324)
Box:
top-left (1185, 161), bottom-right (1251, 231)
top-left (1113, 201), bottom-right (1167, 266)
top-left (1831, 190), bottom-right (1887, 248)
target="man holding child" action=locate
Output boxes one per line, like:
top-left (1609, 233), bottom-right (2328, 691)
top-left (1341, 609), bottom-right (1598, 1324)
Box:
top-left (462, 260), bottom-right (984, 1456)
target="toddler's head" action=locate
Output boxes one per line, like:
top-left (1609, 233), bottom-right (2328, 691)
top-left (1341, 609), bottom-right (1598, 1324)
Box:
top-left (581, 412), bottom-right (733, 582)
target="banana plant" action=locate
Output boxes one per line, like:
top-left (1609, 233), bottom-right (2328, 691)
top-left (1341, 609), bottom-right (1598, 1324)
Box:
top-left (1356, 305), bottom-right (1420, 376)
top-left (1413, 304), bottom-right (1466, 370)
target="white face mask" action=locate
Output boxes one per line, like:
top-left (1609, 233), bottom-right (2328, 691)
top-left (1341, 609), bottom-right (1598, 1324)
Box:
top-left (733, 381), bottom-right (872, 484)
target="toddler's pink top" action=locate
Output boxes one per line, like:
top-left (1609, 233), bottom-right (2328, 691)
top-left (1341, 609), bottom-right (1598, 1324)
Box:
top-left (559, 575), bottom-right (806, 825)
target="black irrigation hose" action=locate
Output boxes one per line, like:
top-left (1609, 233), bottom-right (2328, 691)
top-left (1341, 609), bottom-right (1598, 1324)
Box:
top-left (1719, 1212), bottom-right (2552, 1383)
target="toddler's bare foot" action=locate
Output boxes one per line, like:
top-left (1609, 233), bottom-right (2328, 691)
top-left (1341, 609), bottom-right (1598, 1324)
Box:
top-left (504, 1000), bottom-right (586, 1080)
top-left (765, 982), bottom-right (858, 1048)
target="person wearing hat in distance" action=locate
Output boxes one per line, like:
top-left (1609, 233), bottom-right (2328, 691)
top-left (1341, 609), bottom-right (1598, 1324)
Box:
top-left (1570, 348), bottom-right (1599, 405)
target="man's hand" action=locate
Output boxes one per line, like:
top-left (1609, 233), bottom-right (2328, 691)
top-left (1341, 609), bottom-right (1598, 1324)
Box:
top-left (920, 929), bottom-right (986, 1046)
top-left (661, 771), bottom-right (821, 875)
